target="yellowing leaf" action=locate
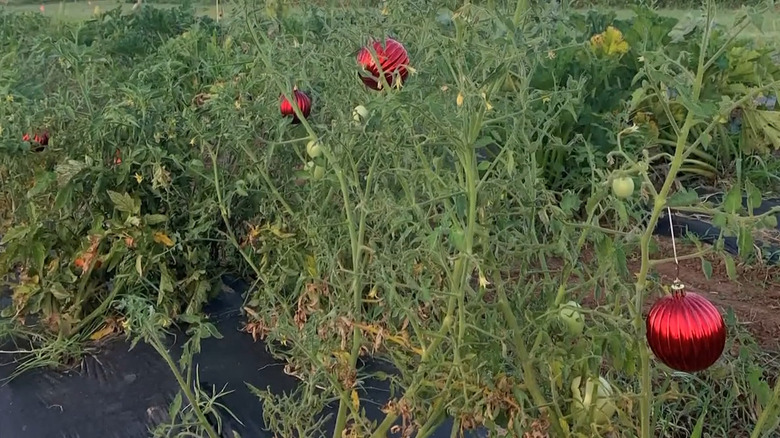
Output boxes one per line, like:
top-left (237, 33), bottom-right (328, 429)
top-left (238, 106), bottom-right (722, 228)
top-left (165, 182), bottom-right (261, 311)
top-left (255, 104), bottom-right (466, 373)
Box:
top-left (90, 324), bottom-right (114, 341)
top-left (154, 232), bottom-right (175, 247)
top-left (305, 254), bottom-right (317, 277)
top-left (268, 225), bottom-right (294, 239)
top-left (351, 390), bottom-right (360, 411)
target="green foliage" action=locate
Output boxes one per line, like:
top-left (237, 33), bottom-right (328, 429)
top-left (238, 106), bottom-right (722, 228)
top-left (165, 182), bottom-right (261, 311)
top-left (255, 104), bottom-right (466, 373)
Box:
top-left (1, 1), bottom-right (780, 438)
top-left (571, 0), bottom-right (762, 8)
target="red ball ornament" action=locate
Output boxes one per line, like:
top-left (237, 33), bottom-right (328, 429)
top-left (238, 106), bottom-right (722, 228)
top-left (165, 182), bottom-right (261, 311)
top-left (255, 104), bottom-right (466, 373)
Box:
top-left (280, 89), bottom-right (311, 123)
top-left (645, 281), bottom-right (726, 373)
top-left (357, 37), bottom-right (409, 90)
top-left (23, 131), bottom-right (49, 152)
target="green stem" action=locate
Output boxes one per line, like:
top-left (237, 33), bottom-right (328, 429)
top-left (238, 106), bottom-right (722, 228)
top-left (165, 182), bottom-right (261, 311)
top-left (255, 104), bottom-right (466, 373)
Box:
top-left (495, 274), bottom-right (566, 437)
top-left (368, 312), bottom-right (457, 438)
top-left (635, 5), bottom-right (713, 436)
top-left (371, 112), bottom-right (484, 438)
top-left (332, 150), bottom-right (380, 438)
top-left (148, 334), bottom-right (219, 438)
top-left (73, 280), bottom-right (120, 335)
top-left (207, 144), bottom-right (293, 315)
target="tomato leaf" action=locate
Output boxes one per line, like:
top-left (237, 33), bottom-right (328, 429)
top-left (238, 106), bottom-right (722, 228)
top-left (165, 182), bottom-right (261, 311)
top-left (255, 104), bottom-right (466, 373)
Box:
top-left (203, 322), bottom-right (223, 339)
top-left (559, 191), bottom-right (580, 217)
top-left (690, 407), bottom-right (707, 438)
top-left (737, 226), bottom-right (754, 258)
top-left (1, 225), bottom-right (30, 244)
top-left (761, 214), bottom-right (778, 229)
top-left (745, 180), bottom-right (762, 214)
top-left (666, 188), bottom-right (699, 207)
top-left (701, 259), bottom-right (712, 280)
top-left (107, 190), bottom-right (139, 215)
top-left (723, 185), bottom-right (742, 214)
top-left (722, 253), bottom-right (737, 280)
top-left (49, 282), bottom-right (70, 300)
top-left (32, 241), bottom-right (46, 275)
top-left (144, 214), bottom-right (168, 225)
top-left (158, 263), bottom-right (174, 306)
top-left (168, 392), bottom-right (182, 421)
top-left (27, 171), bottom-right (56, 199)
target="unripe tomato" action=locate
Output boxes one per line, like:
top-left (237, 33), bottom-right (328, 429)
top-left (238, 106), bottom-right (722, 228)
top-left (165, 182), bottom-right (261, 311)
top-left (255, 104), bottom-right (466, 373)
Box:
top-left (558, 301), bottom-right (585, 336)
top-left (611, 176), bottom-right (634, 199)
top-left (353, 105), bottom-right (369, 121)
top-left (306, 140), bottom-right (323, 158)
top-left (312, 165), bottom-right (326, 180)
top-left (570, 375), bottom-right (617, 425)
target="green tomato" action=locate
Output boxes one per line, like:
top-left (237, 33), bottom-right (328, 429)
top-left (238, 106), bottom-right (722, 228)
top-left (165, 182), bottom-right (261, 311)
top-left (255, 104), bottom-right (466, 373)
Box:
top-left (306, 140), bottom-right (323, 158)
top-left (312, 165), bottom-right (326, 180)
top-left (570, 375), bottom-right (617, 425)
top-left (611, 176), bottom-right (635, 199)
top-left (352, 105), bottom-right (369, 121)
top-left (558, 301), bottom-right (585, 336)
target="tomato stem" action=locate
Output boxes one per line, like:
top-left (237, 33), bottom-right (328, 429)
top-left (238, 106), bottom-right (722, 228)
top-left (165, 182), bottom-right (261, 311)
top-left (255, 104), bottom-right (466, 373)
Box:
top-left (634, 3), bottom-right (714, 436)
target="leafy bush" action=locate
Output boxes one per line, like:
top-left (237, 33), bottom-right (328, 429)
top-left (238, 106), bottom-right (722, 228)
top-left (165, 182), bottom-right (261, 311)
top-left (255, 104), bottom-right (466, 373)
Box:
top-left (2, 1), bottom-right (780, 437)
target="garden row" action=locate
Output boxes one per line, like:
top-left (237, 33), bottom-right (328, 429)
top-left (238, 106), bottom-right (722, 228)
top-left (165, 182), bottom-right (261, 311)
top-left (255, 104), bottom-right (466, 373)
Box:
top-left (2, 1), bottom-right (780, 437)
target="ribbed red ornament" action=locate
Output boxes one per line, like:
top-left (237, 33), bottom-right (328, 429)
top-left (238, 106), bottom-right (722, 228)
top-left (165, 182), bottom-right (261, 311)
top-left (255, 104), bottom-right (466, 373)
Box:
top-left (23, 131), bottom-right (49, 152)
top-left (645, 282), bottom-right (726, 373)
top-left (357, 37), bottom-right (409, 90)
top-left (280, 89), bottom-right (312, 123)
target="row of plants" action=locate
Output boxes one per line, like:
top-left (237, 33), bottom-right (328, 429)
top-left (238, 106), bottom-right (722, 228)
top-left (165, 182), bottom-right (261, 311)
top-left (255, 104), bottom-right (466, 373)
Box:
top-left (1, 0), bottom-right (780, 437)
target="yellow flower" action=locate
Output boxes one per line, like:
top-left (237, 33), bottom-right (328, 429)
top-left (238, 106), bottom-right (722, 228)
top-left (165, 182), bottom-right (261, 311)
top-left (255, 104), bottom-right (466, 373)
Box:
top-left (134, 173), bottom-right (143, 184)
top-left (457, 91), bottom-right (464, 107)
top-left (603, 26), bottom-right (629, 55)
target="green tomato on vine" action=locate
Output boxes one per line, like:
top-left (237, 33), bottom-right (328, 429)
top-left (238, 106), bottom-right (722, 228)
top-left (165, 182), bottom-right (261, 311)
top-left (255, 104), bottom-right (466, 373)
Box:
top-left (352, 105), bottom-right (369, 121)
top-left (570, 375), bottom-right (617, 425)
top-left (611, 176), bottom-right (635, 199)
top-left (558, 301), bottom-right (585, 336)
top-left (312, 165), bottom-right (326, 180)
top-left (306, 140), bottom-right (323, 158)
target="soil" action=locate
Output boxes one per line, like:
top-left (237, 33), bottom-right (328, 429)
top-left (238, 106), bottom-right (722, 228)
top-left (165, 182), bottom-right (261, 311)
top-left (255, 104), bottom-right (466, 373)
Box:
top-left (629, 237), bottom-right (780, 351)
top-left (569, 236), bottom-right (780, 351)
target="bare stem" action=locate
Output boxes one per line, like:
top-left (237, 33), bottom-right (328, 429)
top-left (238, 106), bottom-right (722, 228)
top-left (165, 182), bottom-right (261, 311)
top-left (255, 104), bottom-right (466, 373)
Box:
top-left (635, 4), bottom-right (713, 436)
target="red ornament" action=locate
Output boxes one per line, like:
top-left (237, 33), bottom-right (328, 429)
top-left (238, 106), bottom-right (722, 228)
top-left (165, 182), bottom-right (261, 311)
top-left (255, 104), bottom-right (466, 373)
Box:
top-left (357, 37), bottom-right (409, 90)
top-left (280, 89), bottom-right (312, 123)
top-left (23, 131), bottom-right (49, 152)
top-left (645, 281), bottom-right (726, 373)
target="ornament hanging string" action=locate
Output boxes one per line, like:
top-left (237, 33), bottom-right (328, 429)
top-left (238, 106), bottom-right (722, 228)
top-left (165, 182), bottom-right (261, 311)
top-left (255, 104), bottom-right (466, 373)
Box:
top-left (667, 207), bottom-right (683, 292)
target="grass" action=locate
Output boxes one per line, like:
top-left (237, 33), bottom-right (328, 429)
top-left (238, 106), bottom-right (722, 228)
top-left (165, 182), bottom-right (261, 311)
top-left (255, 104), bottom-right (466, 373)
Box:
top-left (0, 0), bottom-right (225, 20)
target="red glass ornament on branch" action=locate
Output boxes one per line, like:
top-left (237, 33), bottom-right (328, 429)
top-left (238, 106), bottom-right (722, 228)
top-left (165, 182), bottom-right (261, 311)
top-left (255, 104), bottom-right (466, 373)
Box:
top-left (356, 37), bottom-right (409, 90)
top-left (279, 88), bottom-right (312, 123)
top-left (645, 280), bottom-right (726, 373)
top-left (23, 131), bottom-right (49, 152)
